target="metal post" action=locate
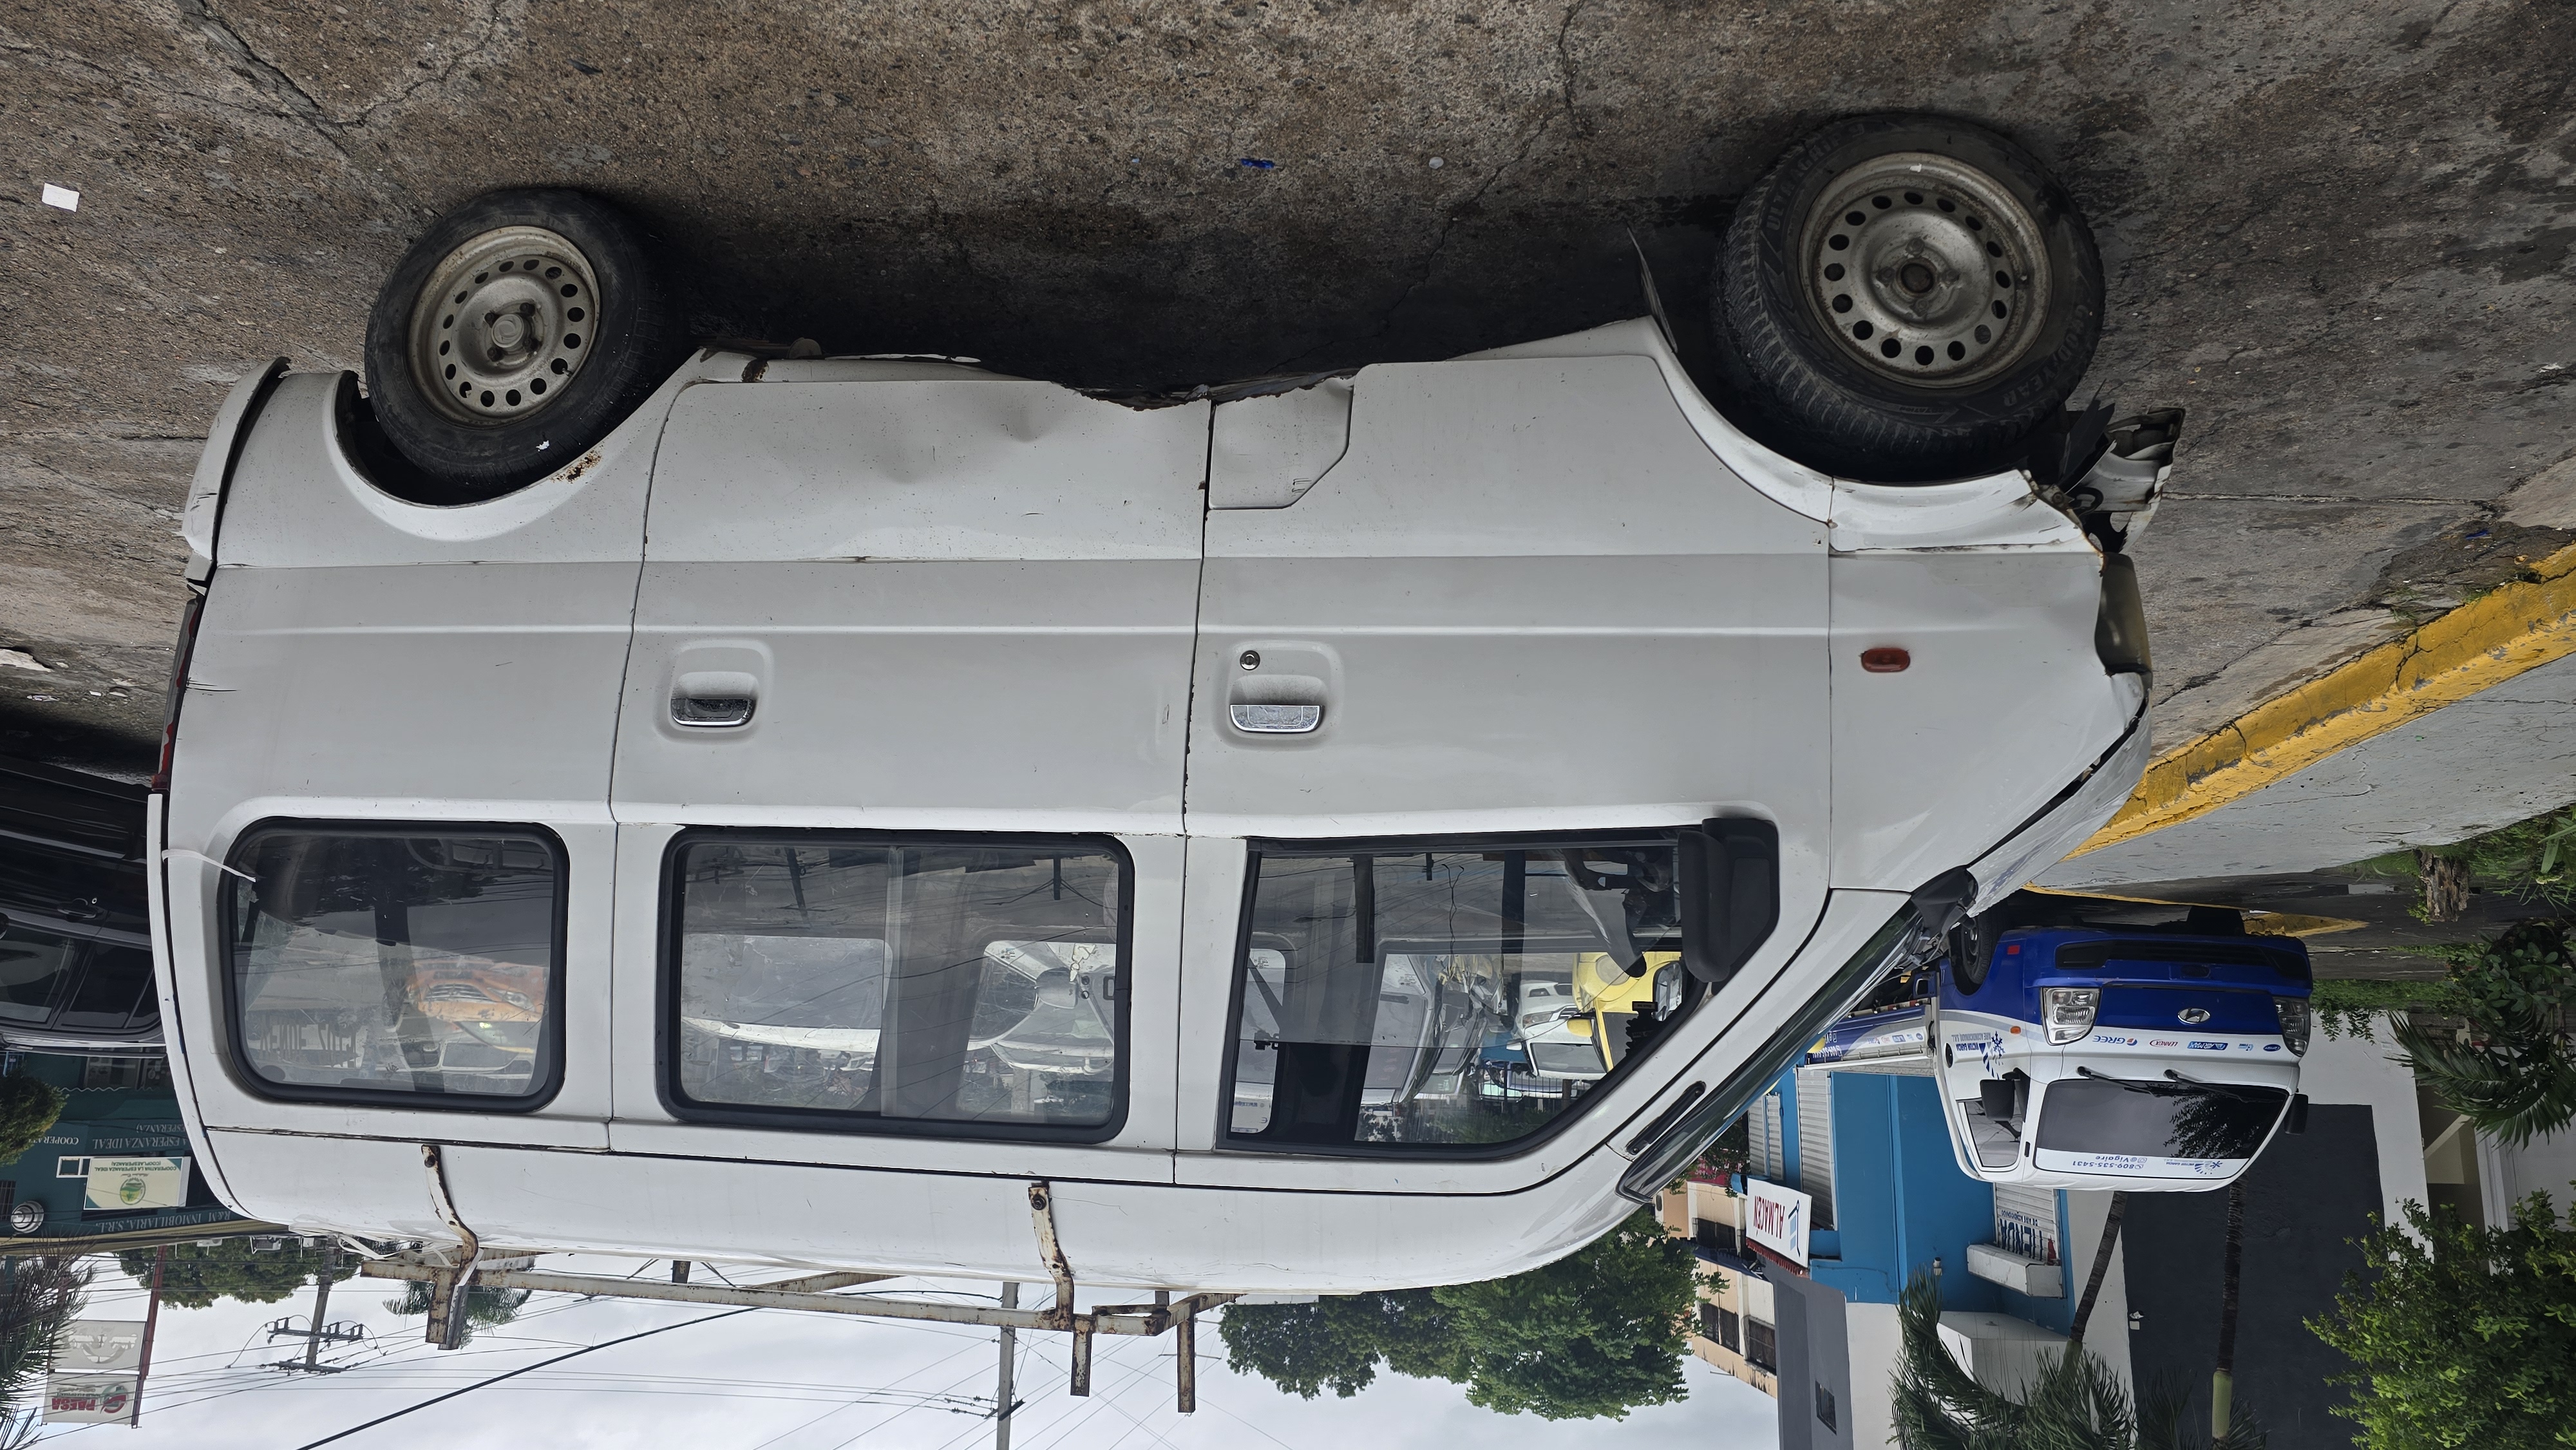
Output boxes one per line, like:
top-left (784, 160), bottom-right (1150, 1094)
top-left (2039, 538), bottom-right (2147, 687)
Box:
top-left (129, 1246), bottom-right (165, 1427)
top-left (1070, 1317), bottom-right (1092, 1398)
top-left (1176, 1298), bottom-right (1197, 1415)
top-left (304, 1243), bottom-right (338, 1369)
top-left (994, 1282), bottom-right (1018, 1450)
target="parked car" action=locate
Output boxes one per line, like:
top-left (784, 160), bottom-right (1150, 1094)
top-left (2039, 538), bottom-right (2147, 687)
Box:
top-left (1806, 906), bottom-right (2313, 1191)
top-left (151, 114), bottom-right (2175, 1292)
top-left (0, 756), bottom-right (159, 1055)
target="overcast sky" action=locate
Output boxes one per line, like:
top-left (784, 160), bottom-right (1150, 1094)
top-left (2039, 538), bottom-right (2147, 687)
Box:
top-left (31, 1261), bottom-right (1783, 1450)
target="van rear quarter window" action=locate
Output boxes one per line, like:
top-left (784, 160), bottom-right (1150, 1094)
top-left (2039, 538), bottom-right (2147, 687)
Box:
top-left (223, 825), bottom-right (564, 1104)
top-left (665, 834), bottom-right (1130, 1138)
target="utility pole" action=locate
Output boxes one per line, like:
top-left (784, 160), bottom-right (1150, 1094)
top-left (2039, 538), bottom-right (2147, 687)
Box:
top-left (993, 1282), bottom-right (1021, 1450)
top-left (128, 1246), bottom-right (164, 1429)
top-left (305, 1243), bottom-right (339, 1369)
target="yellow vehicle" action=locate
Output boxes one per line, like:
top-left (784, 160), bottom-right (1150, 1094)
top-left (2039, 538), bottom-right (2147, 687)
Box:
top-left (1520, 952), bottom-right (1686, 1080)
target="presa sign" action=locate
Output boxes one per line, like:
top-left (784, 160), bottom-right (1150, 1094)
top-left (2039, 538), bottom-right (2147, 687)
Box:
top-left (1745, 1178), bottom-right (1812, 1266)
top-left (43, 1375), bottom-right (135, 1424)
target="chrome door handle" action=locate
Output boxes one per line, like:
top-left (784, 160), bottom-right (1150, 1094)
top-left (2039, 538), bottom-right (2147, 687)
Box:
top-left (672, 693), bottom-right (755, 728)
top-left (1229, 702), bottom-right (1321, 734)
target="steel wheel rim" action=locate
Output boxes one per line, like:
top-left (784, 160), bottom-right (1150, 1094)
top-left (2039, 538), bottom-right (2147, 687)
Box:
top-left (1798, 152), bottom-right (2051, 390)
top-left (406, 225), bottom-right (601, 424)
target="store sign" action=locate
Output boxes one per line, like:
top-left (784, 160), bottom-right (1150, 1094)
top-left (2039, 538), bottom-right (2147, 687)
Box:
top-left (1993, 1203), bottom-right (2060, 1266)
top-left (83, 1156), bottom-right (187, 1212)
top-left (55, 1321), bottom-right (146, 1373)
top-left (1745, 1178), bottom-right (1812, 1266)
top-left (43, 1375), bottom-right (135, 1424)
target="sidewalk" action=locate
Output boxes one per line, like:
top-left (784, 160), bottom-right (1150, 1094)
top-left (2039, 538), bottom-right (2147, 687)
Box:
top-left (2041, 538), bottom-right (2576, 889)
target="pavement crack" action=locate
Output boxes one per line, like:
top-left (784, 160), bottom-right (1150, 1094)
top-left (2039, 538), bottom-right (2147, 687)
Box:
top-left (350, 0), bottom-right (513, 129)
top-left (1554, 0), bottom-right (1588, 129)
top-left (1261, 5), bottom-right (1574, 374)
top-left (178, 0), bottom-right (355, 167)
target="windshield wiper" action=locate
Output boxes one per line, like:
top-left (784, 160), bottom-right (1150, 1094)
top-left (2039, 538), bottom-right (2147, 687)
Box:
top-left (2163, 1068), bottom-right (2282, 1100)
top-left (2075, 1064), bottom-right (2170, 1093)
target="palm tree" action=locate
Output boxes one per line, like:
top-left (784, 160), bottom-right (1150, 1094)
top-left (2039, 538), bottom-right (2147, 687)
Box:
top-left (0, 1256), bottom-right (92, 1445)
top-left (2068, 1191), bottom-right (2126, 1345)
top-left (2392, 922), bottom-right (2576, 1148)
top-left (2210, 1185), bottom-right (2244, 1440)
top-left (383, 1279), bottom-right (533, 1346)
top-left (1890, 1270), bottom-right (2264, 1450)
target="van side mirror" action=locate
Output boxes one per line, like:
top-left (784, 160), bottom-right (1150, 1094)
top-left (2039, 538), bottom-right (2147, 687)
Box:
top-left (1680, 819), bottom-right (1779, 988)
top-left (1979, 1078), bottom-right (2016, 1123)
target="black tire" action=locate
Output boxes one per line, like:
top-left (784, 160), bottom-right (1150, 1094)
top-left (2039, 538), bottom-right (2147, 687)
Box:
top-left (1947, 911), bottom-right (2003, 994)
top-left (1713, 115), bottom-right (2103, 482)
top-left (363, 189), bottom-right (681, 496)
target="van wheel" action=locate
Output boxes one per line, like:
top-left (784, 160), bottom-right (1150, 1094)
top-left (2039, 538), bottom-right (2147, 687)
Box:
top-left (362, 189), bottom-right (681, 496)
top-left (1713, 115), bottom-right (2103, 482)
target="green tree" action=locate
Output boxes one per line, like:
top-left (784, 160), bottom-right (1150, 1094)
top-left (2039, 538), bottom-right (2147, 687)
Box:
top-left (1891, 1270), bottom-right (2262, 1450)
top-left (0, 1075), bottom-right (66, 1169)
top-left (1220, 1210), bottom-right (1696, 1420)
top-left (115, 1241), bottom-right (352, 1310)
top-left (2308, 1189), bottom-right (2576, 1450)
top-left (382, 1279), bottom-right (531, 1346)
top-left (2392, 923), bottom-right (2576, 1147)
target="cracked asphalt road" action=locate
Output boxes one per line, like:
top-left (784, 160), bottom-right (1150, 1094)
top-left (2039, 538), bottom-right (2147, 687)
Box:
top-left (5, 0), bottom-right (2574, 778)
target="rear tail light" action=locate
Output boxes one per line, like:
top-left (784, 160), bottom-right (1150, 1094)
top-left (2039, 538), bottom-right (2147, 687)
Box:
top-left (2041, 986), bottom-right (2099, 1044)
top-left (2274, 996), bottom-right (2311, 1057)
top-left (149, 589), bottom-right (207, 794)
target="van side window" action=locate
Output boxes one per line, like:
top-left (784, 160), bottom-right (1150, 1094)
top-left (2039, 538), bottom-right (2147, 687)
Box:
top-left (224, 826), bottom-right (564, 1105)
top-left (665, 834), bottom-right (1128, 1138)
top-left (1224, 835), bottom-right (1705, 1152)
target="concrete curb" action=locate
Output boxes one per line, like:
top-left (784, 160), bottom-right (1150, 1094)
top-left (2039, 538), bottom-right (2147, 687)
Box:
top-left (2068, 538), bottom-right (2576, 860)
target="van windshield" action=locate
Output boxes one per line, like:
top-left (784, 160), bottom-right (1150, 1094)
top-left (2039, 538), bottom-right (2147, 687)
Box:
top-left (2034, 1077), bottom-right (2287, 1165)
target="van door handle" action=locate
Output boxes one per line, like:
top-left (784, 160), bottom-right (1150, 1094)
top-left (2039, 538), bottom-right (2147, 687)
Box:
top-left (671, 670), bottom-right (759, 728)
top-left (1229, 703), bottom-right (1321, 733)
top-left (673, 695), bottom-right (755, 728)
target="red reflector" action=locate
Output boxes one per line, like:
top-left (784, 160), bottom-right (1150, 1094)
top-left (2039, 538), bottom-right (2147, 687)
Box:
top-left (1860, 646), bottom-right (1910, 673)
top-left (2005, 944), bottom-right (2022, 954)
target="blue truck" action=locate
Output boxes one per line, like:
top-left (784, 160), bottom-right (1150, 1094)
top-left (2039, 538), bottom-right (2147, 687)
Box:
top-left (1807, 909), bottom-right (2314, 1191)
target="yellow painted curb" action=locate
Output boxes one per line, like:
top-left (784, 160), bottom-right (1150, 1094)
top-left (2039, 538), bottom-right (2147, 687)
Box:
top-left (2067, 538), bottom-right (2576, 858)
top-left (2025, 885), bottom-right (2367, 937)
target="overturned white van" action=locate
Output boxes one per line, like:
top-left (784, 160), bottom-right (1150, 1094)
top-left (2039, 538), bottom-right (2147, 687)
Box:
top-left (148, 115), bottom-right (2171, 1301)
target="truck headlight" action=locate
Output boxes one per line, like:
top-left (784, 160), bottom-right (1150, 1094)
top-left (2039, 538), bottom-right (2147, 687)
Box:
top-left (2041, 987), bottom-right (2099, 1045)
top-left (2275, 996), bottom-right (2311, 1057)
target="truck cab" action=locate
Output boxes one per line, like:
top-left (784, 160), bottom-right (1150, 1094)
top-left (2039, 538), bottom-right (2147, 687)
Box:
top-left (1890, 921), bottom-right (2313, 1190)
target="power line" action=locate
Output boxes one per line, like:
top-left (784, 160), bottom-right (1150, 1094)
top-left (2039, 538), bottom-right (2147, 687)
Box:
top-left (289, 1307), bottom-right (757, 1449)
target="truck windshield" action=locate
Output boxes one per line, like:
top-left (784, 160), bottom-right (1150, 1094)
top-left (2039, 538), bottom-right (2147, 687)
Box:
top-left (1224, 836), bottom-right (1705, 1151)
top-left (2035, 1077), bottom-right (2287, 1163)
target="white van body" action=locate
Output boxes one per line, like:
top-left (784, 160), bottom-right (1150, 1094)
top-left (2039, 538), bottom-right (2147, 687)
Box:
top-left (152, 318), bottom-right (2154, 1293)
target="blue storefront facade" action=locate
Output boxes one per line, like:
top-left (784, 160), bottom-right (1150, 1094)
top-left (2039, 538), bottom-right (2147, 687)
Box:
top-left (1743, 1062), bottom-right (2075, 1332)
